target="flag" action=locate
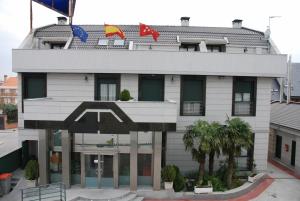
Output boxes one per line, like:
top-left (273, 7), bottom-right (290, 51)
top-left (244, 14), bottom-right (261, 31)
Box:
top-left (104, 24), bottom-right (125, 39)
top-left (71, 25), bottom-right (88, 42)
top-left (139, 23), bottom-right (160, 42)
top-left (33, 0), bottom-right (76, 17)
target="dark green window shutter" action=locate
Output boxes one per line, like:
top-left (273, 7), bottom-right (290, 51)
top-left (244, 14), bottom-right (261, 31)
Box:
top-left (139, 75), bottom-right (164, 101)
top-left (23, 74), bottom-right (46, 99)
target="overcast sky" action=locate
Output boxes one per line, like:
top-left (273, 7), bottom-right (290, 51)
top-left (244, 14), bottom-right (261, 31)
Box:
top-left (0, 0), bottom-right (299, 79)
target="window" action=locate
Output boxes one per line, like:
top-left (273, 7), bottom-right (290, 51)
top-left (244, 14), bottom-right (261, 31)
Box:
top-left (232, 77), bottom-right (256, 116)
top-left (275, 135), bottom-right (282, 159)
top-left (180, 75), bottom-right (206, 116)
top-left (23, 73), bottom-right (47, 99)
top-left (45, 41), bottom-right (66, 49)
top-left (95, 74), bottom-right (120, 101)
top-left (139, 75), bottom-right (164, 101)
top-left (206, 45), bottom-right (226, 52)
top-left (179, 43), bottom-right (199, 51)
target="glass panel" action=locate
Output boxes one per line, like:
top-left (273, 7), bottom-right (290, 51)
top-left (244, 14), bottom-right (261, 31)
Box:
top-left (53, 130), bottom-right (61, 147)
top-left (85, 155), bottom-right (98, 188)
top-left (100, 84), bottom-right (108, 101)
top-left (108, 84), bottom-right (116, 101)
top-left (100, 155), bottom-right (113, 187)
top-left (234, 102), bottom-right (251, 115)
top-left (138, 154), bottom-right (152, 186)
top-left (235, 93), bottom-right (242, 101)
top-left (119, 154), bottom-right (130, 186)
top-left (71, 152), bottom-right (81, 185)
top-left (138, 132), bottom-right (152, 146)
top-left (49, 151), bottom-right (62, 183)
top-left (243, 93), bottom-right (251, 101)
top-left (183, 101), bottom-right (201, 115)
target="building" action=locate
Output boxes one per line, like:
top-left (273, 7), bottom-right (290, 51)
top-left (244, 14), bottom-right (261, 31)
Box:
top-left (0, 75), bottom-right (17, 105)
top-left (12, 17), bottom-right (286, 190)
top-left (269, 102), bottom-right (300, 174)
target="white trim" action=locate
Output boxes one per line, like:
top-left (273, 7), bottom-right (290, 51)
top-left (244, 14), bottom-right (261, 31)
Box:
top-left (74, 109), bottom-right (123, 122)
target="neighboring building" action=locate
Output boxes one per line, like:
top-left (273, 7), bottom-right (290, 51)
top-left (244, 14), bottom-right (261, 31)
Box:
top-left (269, 102), bottom-right (300, 174)
top-left (0, 75), bottom-right (17, 105)
top-left (271, 63), bottom-right (300, 102)
top-left (12, 17), bottom-right (286, 190)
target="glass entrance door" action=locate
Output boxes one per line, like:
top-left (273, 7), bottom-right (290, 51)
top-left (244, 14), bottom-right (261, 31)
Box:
top-left (84, 154), bottom-right (114, 188)
top-left (85, 154), bottom-right (98, 188)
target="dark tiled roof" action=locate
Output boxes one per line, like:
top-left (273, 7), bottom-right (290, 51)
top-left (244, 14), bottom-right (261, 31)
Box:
top-left (34, 24), bottom-right (268, 49)
top-left (271, 102), bottom-right (300, 131)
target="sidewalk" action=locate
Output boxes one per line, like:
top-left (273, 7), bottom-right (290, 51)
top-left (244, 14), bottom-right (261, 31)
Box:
top-left (251, 161), bottom-right (300, 201)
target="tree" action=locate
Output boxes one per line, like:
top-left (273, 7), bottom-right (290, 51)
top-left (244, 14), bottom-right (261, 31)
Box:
top-left (183, 120), bottom-right (220, 184)
top-left (208, 122), bottom-right (222, 176)
top-left (221, 117), bottom-right (253, 188)
top-left (3, 104), bottom-right (18, 123)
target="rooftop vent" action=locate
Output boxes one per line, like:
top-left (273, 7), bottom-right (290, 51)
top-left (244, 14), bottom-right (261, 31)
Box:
top-left (180, 17), bottom-right (190, 26)
top-left (57, 17), bottom-right (67, 25)
top-left (232, 19), bottom-right (243, 28)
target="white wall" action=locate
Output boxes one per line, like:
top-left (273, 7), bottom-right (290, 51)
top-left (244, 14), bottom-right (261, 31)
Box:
top-left (12, 50), bottom-right (286, 77)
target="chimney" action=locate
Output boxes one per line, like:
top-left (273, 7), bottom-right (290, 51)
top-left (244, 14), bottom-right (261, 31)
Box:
top-left (57, 17), bottom-right (67, 25)
top-left (232, 19), bottom-right (243, 28)
top-left (180, 17), bottom-right (190, 26)
top-left (4, 75), bottom-right (7, 82)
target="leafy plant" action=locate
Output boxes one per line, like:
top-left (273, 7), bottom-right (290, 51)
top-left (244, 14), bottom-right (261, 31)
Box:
top-left (120, 89), bottom-right (132, 101)
top-left (3, 104), bottom-right (17, 123)
top-left (183, 120), bottom-right (221, 185)
top-left (24, 160), bottom-right (39, 180)
top-left (172, 165), bottom-right (185, 192)
top-left (161, 165), bottom-right (176, 182)
top-left (221, 117), bottom-right (253, 188)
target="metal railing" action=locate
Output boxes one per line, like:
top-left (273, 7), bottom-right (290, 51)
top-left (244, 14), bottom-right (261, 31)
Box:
top-left (21, 183), bottom-right (66, 201)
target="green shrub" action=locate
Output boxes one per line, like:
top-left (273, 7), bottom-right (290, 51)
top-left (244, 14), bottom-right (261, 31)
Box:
top-left (209, 176), bottom-right (226, 191)
top-left (161, 165), bottom-right (176, 182)
top-left (3, 104), bottom-right (17, 123)
top-left (172, 165), bottom-right (185, 192)
top-left (120, 89), bottom-right (132, 101)
top-left (25, 160), bottom-right (39, 180)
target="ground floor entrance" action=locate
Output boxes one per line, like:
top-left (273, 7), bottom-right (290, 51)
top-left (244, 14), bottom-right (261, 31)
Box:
top-left (38, 130), bottom-right (163, 191)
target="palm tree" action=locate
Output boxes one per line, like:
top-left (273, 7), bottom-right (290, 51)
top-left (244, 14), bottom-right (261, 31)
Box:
top-left (208, 122), bottom-right (222, 176)
top-left (183, 120), bottom-right (220, 184)
top-left (221, 117), bottom-right (253, 188)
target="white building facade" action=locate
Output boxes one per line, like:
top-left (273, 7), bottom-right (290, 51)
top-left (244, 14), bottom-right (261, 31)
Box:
top-left (13, 18), bottom-right (286, 190)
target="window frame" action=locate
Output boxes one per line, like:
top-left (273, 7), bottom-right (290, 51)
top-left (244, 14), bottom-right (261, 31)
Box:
top-left (138, 74), bottom-right (165, 101)
top-left (232, 77), bottom-right (257, 116)
top-left (94, 74), bottom-right (120, 101)
top-left (22, 73), bottom-right (47, 113)
top-left (180, 75), bottom-right (206, 116)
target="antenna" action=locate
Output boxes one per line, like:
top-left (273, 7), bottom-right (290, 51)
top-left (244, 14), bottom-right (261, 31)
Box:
top-left (269, 16), bottom-right (281, 30)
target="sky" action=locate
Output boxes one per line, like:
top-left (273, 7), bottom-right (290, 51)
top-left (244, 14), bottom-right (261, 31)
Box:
top-left (0, 0), bottom-right (300, 79)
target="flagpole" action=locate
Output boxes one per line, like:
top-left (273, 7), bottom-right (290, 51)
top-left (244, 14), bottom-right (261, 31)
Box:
top-left (69, 0), bottom-right (73, 25)
top-left (30, 0), bottom-right (33, 33)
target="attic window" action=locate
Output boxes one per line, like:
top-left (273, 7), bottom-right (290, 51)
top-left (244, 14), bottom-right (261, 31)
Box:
top-left (48, 42), bottom-right (66, 49)
top-left (98, 39), bottom-right (109, 46)
top-left (206, 45), bottom-right (226, 52)
top-left (179, 43), bottom-right (199, 51)
top-left (114, 39), bottom-right (125, 46)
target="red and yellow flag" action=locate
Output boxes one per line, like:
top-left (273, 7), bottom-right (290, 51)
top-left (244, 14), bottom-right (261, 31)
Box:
top-left (104, 24), bottom-right (125, 39)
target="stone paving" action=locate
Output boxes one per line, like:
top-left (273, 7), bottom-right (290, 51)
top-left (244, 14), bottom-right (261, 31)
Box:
top-left (251, 162), bottom-right (300, 201)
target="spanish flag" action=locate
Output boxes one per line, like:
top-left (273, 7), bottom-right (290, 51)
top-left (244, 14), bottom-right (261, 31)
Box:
top-left (104, 24), bottom-right (125, 39)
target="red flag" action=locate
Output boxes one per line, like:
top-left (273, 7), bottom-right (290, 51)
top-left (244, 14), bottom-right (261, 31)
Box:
top-left (139, 23), bottom-right (160, 42)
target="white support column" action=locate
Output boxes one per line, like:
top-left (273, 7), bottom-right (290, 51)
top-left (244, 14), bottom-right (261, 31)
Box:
top-left (62, 130), bottom-right (71, 188)
top-left (113, 153), bottom-right (119, 188)
top-left (38, 129), bottom-right (49, 185)
top-left (153, 131), bottom-right (162, 190)
top-left (130, 131), bottom-right (138, 191)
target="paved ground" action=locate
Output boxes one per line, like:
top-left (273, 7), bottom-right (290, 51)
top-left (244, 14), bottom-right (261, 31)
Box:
top-left (251, 162), bottom-right (300, 201)
top-left (1, 161), bottom-right (299, 201)
top-left (0, 129), bottom-right (20, 158)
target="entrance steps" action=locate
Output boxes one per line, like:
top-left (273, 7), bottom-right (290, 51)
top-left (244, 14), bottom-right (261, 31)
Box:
top-left (70, 192), bottom-right (144, 201)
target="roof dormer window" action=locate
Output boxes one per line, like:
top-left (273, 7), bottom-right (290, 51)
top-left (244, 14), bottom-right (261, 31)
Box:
top-left (206, 44), bottom-right (226, 52)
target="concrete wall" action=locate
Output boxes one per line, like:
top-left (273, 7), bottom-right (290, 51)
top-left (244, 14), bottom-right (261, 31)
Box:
top-left (12, 50), bottom-right (286, 77)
